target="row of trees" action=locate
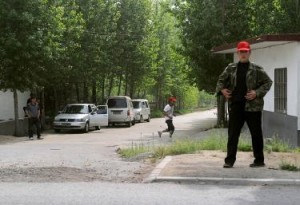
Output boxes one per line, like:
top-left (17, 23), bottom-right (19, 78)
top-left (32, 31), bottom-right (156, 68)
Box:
top-left (172, 0), bottom-right (300, 92)
top-left (0, 0), bottom-right (200, 124)
top-left (171, 0), bottom-right (300, 126)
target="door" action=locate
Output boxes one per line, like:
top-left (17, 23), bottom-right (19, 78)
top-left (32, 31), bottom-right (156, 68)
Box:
top-left (89, 105), bottom-right (99, 127)
top-left (97, 105), bottom-right (109, 126)
top-left (142, 101), bottom-right (150, 119)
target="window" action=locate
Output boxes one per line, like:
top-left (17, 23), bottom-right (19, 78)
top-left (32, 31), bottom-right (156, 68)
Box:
top-left (274, 68), bottom-right (287, 113)
top-left (107, 98), bottom-right (127, 108)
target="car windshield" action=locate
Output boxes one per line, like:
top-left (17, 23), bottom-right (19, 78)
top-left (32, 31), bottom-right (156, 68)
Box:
top-left (107, 99), bottom-right (127, 108)
top-left (63, 105), bottom-right (88, 114)
top-left (132, 101), bottom-right (141, 109)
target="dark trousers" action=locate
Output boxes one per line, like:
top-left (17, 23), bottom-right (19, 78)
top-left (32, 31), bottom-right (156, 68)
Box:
top-left (28, 118), bottom-right (41, 138)
top-left (165, 119), bottom-right (175, 134)
top-left (225, 101), bottom-right (264, 165)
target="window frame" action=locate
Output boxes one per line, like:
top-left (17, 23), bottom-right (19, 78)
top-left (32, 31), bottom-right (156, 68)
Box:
top-left (274, 67), bottom-right (287, 114)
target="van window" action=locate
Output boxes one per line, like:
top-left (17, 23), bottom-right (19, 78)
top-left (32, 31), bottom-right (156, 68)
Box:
top-left (107, 98), bottom-right (128, 108)
top-left (132, 101), bottom-right (141, 109)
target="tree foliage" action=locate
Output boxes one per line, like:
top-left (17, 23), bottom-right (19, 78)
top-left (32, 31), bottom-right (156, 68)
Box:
top-left (172, 0), bottom-right (300, 92)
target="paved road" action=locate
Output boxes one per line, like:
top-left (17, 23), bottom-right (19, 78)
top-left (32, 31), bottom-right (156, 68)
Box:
top-left (0, 109), bottom-right (217, 183)
top-left (1, 182), bottom-right (300, 205)
top-left (1, 109), bottom-right (300, 204)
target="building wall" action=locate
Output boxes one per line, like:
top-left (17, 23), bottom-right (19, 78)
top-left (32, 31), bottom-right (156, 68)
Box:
top-left (233, 42), bottom-right (300, 146)
top-left (0, 90), bottom-right (30, 121)
top-left (234, 42), bottom-right (299, 116)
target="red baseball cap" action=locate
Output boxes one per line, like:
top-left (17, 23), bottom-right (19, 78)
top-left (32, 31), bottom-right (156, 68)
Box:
top-left (237, 41), bottom-right (251, 51)
top-left (168, 97), bottom-right (176, 102)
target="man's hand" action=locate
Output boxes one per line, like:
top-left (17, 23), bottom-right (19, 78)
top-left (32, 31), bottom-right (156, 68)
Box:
top-left (245, 90), bottom-right (257, 101)
top-left (221, 89), bottom-right (232, 99)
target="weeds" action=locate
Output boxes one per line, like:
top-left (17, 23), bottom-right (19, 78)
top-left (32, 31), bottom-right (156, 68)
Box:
top-left (120, 133), bottom-right (252, 159)
top-left (265, 137), bottom-right (291, 153)
top-left (280, 161), bottom-right (300, 171)
top-left (119, 142), bottom-right (150, 158)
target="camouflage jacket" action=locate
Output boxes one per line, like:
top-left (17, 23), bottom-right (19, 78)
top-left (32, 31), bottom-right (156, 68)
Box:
top-left (216, 62), bottom-right (273, 112)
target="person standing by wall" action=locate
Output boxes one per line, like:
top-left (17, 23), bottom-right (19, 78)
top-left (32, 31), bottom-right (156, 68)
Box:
top-left (216, 41), bottom-right (272, 168)
top-left (27, 96), bottom-right (42, 140)
top-left (158, 97), bottom-right (176, 138)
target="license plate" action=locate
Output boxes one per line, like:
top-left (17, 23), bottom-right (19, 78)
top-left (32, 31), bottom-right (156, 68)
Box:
top-left (62, 123), bottom-right (71, 126)
top-left (113, 111), bottom-right (122, 115)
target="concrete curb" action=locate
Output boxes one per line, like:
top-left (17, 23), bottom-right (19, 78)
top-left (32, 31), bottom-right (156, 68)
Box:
top-left (144, 156), bottom-right (300, 186)
top-left (151, 176), bottom-right (300, 186)
top-left (143, 156), bottom-right (172, 183)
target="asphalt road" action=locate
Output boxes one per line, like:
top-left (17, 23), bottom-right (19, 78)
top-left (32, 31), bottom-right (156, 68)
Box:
top-left (2, 109), bottom-right (299, 204)
top-left (0, 109), bottom-right (217, 183)
top-left (1, 182), bottom-right (300, 205)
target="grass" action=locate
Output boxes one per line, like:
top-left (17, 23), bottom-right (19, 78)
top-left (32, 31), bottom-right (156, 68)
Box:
top-left (119, 142), bottom-right (151, 158)
top-left (119, 133), bottom-right (252, 159)
top-left (119, 130), bottom-right (300, 172)
top-left (280, 162), bottom-right (300, 171)
top-left (265, 137), bottom-right (291, 153)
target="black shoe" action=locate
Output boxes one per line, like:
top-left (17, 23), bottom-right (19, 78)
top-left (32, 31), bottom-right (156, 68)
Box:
top-left (249, 162), bottom-right (265, 168)
top-left (37, 137), bottom-right (43, 140)
top-left (223, 163), bottom-right (233, 168)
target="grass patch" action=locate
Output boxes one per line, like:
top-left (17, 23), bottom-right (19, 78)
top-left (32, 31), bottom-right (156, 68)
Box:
top-left (118, 143), bottom-right (150, 158)
top-left (280, 162), bottom-right (300, 171)
top-left (265, 137), bottom-right (292, 153)
top-left (119, 130), bottom-right (297, 160)
top-left (120, 133), bottom-right (252, 159)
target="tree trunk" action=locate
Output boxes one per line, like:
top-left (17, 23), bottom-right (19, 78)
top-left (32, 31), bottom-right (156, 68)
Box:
top-left (92, 81), bottom-right (97, 104)
top-left (101, 78), bottom-right (105, 104)
top-left (75, 83), bottom-right (80, 102)
top-left (217, 94), bottom-right (227, 127)
top-left (13, 89), bottom-right (21, 136)
top-left (83, 82), bottom-right (88, 102)
top-left (107, 74), bottom-right (114, 99)
top-left (54, 87), bottom-right (59, 113)
top-left (117, 75), bottom-right (122, 96)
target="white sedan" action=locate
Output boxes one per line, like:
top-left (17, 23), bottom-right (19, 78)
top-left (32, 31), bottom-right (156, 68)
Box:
top-left (53, 103), bottom-right (108, 133)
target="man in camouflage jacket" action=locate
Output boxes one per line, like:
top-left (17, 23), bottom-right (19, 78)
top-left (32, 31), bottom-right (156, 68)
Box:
top-left (216, 41), bottom-right (272, 168)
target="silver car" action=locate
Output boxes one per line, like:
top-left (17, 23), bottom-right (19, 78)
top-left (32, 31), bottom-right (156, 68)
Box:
top-left (53, 103), bottom-right (106, 133)
top-left (132, 99), bottom-right (151, 123)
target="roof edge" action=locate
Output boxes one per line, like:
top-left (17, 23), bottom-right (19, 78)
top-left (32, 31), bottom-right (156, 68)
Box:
top-left (211, 33), bottom-right (300, 53)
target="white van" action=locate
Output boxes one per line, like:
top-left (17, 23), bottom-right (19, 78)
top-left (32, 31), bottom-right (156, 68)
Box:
top-left (107, 96), bottom-right (135, 127)
top-left (132, 99), bottom-right (151, 123)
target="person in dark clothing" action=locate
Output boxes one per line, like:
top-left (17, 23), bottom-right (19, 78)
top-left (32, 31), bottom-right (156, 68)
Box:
top-left (23, 93), bottom-right (35, 117)
top-left (27, 96), bottom-right (42, 140)
top-left (216, 41), bottom-right (273, 168)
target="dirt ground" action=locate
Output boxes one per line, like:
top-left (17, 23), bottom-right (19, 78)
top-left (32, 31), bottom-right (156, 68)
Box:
top-left (159, 150), bottom-right (300, 180)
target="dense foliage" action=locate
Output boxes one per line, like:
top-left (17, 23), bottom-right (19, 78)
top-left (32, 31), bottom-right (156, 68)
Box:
top-left (1, 0), bottom-right (300, 127)
top-left (172, 0), bottom-right (300, 92)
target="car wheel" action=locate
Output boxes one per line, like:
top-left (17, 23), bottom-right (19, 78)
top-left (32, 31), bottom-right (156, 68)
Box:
top-left (139, 115), bottom-right (144, 123)
top-left (146, 116), bottom-right (151, 122)
top-left (83, 122), bottom-right (89, 133)
top-left (54, 129), bottom-right (60, 133)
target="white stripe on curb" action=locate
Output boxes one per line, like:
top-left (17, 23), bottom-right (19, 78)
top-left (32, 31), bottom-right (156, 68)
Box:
top-left (143, 156), bottom-right (172, 183)
top-left (143, 156), bottom-right (300, 185)
top-left (152, 176), bottom-right (300, 185)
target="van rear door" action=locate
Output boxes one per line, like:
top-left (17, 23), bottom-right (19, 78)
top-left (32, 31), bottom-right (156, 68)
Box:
top-left (96, 105), bottom-right (109, 126)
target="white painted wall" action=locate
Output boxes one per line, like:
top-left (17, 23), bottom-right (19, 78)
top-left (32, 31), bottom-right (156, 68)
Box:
top-left (0, 90), bottom-right (30, 121)
top-left (233, 42), bottom-right (299, 117)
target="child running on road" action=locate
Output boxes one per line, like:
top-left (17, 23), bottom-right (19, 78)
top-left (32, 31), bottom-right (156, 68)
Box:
top-left (158, 97), bottom-right (176, 138)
